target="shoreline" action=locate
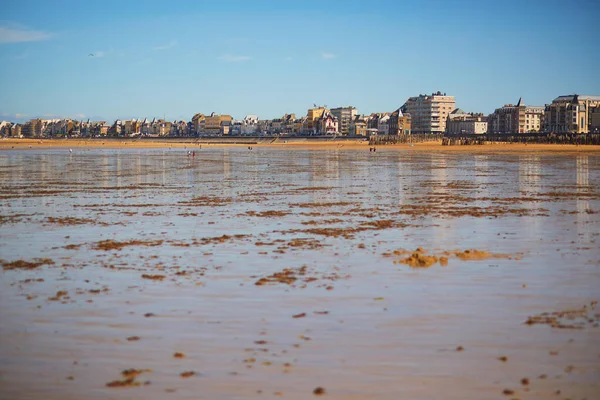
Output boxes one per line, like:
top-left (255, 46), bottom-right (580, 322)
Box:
top-left (1, 138), bottom-right (600, 152)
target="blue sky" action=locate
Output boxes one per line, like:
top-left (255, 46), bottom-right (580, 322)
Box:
top-left (1, 0), bottom-right (598, 123)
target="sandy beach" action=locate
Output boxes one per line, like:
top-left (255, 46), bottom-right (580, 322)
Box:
top-left (2, 137), bottom-right (600, 152)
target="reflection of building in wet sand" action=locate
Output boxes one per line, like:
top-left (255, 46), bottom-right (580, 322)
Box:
top-left (576, 155), bottom-right (589, 217)
top-left (518, 155), bottom-right (542, 194)
top-left (576, 155), bottom-right (589, 187)
top-left (473, 155), bottom-right (490, 196)
top-left (310, 150), bottom-right (342, 203)
top-left (430, 154), bottom-right (449, 193)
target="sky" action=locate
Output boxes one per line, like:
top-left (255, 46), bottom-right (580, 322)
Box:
top-left (1, 0), bottom-right (599, 123)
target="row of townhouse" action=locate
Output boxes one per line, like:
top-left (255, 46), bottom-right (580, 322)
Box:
top-left (464, 95), bottom-right (600, 135)
top-left (105, 118), bottom-right (189, 136)
top-left (4, 94), bottom-right (599, 139)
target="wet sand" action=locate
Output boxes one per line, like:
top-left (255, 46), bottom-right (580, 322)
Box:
top-left (0, 148), bottom-right (599, 399)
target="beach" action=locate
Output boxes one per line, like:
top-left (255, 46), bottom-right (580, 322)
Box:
top-left (2, 137), bottom-right (600, 152)
top-left (1, 146), bottom-right (599, 400)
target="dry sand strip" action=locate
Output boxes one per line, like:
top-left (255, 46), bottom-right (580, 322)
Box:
top-left (1, 138), bottom-right (600, 152)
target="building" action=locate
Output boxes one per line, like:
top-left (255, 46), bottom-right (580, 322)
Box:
top-left (306, 106), bottom-right (328, 133)
top-left (203, 112), bottom-right (232, 134)
top-left (330, 106), bottom-right (357, 135)
top-left (292, 116), bottom-right (306, 135)
top-left (315, 110), bottom-right (338, 134)
top-left (487, 98), bottom-right (544, 134)
top-left (349, 115), bottom-right (369, 136)
top-left (0, 121), bottom-right (11, 136)
top-left (170, 120), bottom-right (189, 136)
top-left (592, 107), bottom-right (600, 133)
top-left (445, 109), bottom-right (487, 134)
top-left (280, 113), bottom-right (296, 134)
top-left (241, 115), bottom-right (259, 135)
top-left (377, 114), bottom-right (390, 135)
top-left (388, 108), bottom-right (412, 135)
top-left (11, 123), bottom-right (22, 137)
top-left (21, 119), bottom-right (42, 137)
top-left (230, 120), bottom-right (242, 135)
top-left (404, 91), bottom-right (455, 133)
top-left (544, 95), bottom-right (600, 134)
top-left (191, 113), bottom-right (205, 134)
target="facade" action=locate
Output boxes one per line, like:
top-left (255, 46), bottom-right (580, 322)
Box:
top-left (366, 113), bottom-right (390, 132)
top-left (488, 98), bottom-right (544, 134)
top-left (388, 108), bottom-right (412, 135)
top-left (306, 106), bottom-right (327, 133)
top-left (445, 109), bottom-right (488, 134)
top-left (377, 114), bottom-right (390, 135)
top-left (404, 91), bottom-right (455, 133)
top-left (349, 115), bottom-right (369, 136)
top-left (592, 107), bottom-right (600, 133)
top-left (21, 119), bottom-right (42, 137)
top-left (544, 95), bottom-right (600, 134)
top-left (230, 120), bottom-right (242, 135)
top-left (203, 112), bottom-right (232, 134)
top-left (241, 114), bottom-right (259, 135)
top-left (330, 106), bottom-right (357, 135)
top-left (191, 113), bottom-right (205, 134)
top-left (170, 120), bottom-right (189, 136)
top-left (292, 117), bottom-right (306, 134)
top-left (315, 110), bottom-right (338, 134)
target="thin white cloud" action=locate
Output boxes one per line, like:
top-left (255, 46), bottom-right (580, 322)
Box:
top-left (218, 54), bottom-right (251, 62)
top-left (153, 39), bottom-right (178, 51)
top-left (89, 51), bottom-right (105, 58)
top-left (11, 51), bottom-right (29, 60)
top-left (320, 52), bottom-right (336, 59)
top-left (15, 113), bottom-right (28, 118)
top-left (285, 56), bottom-right (292, 61)
top-left (0, 24), bottom-right (54, 43)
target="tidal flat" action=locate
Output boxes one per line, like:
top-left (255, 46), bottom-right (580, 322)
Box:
top-left (1, 147), bottom-right (599, 400)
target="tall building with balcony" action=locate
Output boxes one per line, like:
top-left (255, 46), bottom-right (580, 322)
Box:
top-left (404, 91), bottom-right (455, 133)
top-left (21, 118), bottom-right (42, 137)
top-left (330, 106), bottom-right (357, 135)
top-left (488, 98), bottom-right (544, 134)
top-left (544, 95), bottom-right (600, 133)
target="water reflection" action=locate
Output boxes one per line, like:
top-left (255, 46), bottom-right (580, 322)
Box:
top-left (576, 155), bottom-right (590, 226)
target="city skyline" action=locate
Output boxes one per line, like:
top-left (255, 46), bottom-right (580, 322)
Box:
top-left (1, 0), bottom-right (599, 123)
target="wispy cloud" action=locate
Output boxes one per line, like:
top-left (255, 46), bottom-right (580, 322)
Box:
top-left (218, 54), bottom-right (251, 62)
top-left (0, 113), bottom-right (29, 123)
top-left (320, 52), bottom-right (336, 60)
top-left (285, 56), bottom-right (292, 61)
top-left (89, 50), bottom-right (105, 58)
top-left (0, 23), bottom-right (54, 44)
top-left (153, 39), bottom-right (178, 51)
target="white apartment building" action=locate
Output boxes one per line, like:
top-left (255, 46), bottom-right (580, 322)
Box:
top-left (404, 91), bottom-right (455, 133)
top-left (241, 114), bottom-right (259, 135)
top-left (377, 114), bottom-right (390, 135)
top-left (445, 109), bottom-right (487, 134)
top-left (330, 106), bottom-right (357, 135)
